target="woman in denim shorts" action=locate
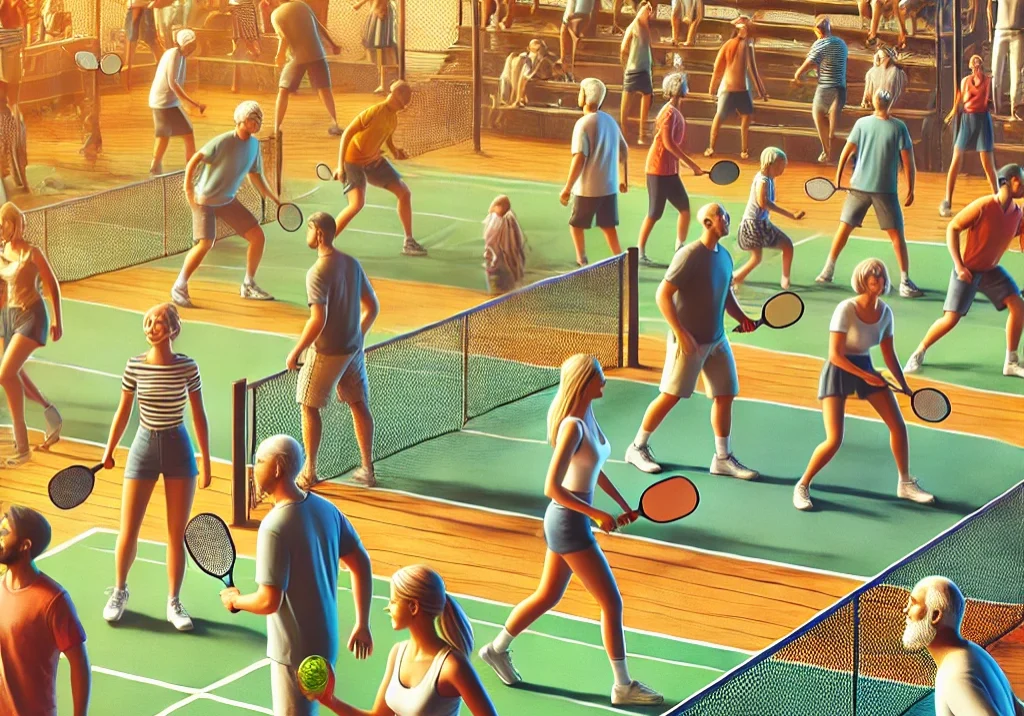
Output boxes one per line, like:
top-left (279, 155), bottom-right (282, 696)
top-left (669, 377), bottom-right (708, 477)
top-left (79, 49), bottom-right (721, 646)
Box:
top-left (100, 303), bottom-right (212, 632)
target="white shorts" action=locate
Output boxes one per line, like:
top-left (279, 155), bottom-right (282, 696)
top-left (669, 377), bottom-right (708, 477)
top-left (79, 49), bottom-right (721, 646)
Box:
top-left (659, 334), bottom-right (739, 398)
top-left (271, 660), bottom-right (319, 716)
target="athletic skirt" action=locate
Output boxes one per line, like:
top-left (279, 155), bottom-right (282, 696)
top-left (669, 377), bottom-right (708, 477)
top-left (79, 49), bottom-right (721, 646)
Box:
top-left (817, 354), bottom-right (886, 400)
top-left (230, 0), bottom-right (260, 43)
top-left (363, 3), bottom-right (396, 49)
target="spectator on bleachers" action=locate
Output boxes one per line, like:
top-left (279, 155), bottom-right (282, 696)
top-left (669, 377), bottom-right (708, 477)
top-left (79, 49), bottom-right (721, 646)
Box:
top-left (560, 0), bottom-right (597, 81)
top-left (706, 15), bottom-right (767, 161)
top-left (671, 0), bottom-right (702, 46)
top-left (483, 0), bottom-right (539, 30)
top-left (794, 15), bottom-right (848, 163)
top-left (858, 0), bottom-right (909, 49)
top-left (612, 0), bottom-right (658, 34)
top-left (0, 0), bottom-right (26, 111)
top-left (124, 0), bottom-right (165, 91)
top-left (862, 46), bottom-right (907, 110)
top-left (989, 0), bottom-right (1024, 118)
top-left (620, 1), bottom-right (653, 144)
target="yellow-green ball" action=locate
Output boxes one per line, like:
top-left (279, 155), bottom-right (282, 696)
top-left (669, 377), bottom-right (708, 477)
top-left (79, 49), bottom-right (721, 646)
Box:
top-left (298, 656), bottom-right (329, 695)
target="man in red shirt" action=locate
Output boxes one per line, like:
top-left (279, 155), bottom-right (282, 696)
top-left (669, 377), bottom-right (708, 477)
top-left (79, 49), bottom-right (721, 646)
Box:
top-left (904, 163), bottom-right (1024, 379)
top-left (0, 505), bottom-right (91, 715)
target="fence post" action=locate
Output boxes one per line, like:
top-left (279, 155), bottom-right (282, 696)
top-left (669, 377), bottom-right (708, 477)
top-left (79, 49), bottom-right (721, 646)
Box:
top-left (471, 0), bottom-right (482, 152)
top-left (461, 315), bottom-right (469, 425)
top-left (161, 174), bottom-right (169, 257)
top-left (398, 0), bottom-right (406, 80)
top-left (626, 247), bottom-right (639, 368)
top-left (231, 379), bottom-right (248, 527)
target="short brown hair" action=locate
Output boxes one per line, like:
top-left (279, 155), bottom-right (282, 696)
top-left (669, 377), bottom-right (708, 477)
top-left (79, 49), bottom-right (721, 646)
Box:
top-left (308, 211), bottom-right (336, 241)
top-left (4, 505), bottom-right (52, 560)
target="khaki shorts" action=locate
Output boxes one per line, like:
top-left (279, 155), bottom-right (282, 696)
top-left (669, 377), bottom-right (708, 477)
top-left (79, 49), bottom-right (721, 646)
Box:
top-left (270, 660), bottom-right (318, 716)
top-left (0, 46), bottom-right (22, 85)
top-left (296, 347), bottom-right (369, 409)
top-left (660, 334), bottom-right (739, 399)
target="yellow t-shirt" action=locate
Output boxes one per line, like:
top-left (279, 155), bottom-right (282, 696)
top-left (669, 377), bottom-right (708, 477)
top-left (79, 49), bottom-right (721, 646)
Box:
top-left (345, 101), bottom-right (398, 164)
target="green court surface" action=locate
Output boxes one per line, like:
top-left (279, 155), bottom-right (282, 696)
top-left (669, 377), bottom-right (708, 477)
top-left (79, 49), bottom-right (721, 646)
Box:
top-left (46, 529), bottom-right (749, 716)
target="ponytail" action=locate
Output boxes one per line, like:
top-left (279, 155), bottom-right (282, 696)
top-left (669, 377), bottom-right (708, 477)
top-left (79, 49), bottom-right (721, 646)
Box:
top-left (392, 564), bottom-right (475, 654)
top-left (437, 595), bottom-right (473, 655)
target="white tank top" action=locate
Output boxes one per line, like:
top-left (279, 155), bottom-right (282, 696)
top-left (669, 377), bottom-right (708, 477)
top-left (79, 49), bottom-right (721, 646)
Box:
top-left (384, 642), bottom-right (461, 716)
top-left (559, 414), bottom-right (611, 494)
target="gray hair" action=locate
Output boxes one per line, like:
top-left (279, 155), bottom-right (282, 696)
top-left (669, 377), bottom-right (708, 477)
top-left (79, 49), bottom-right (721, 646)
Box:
top-left (850, 257), bottom-right (891, 295)
top-left (256, 435), bottom-right (304, 483)
top-left (175, 28), bottom-right (196, 48)
top-left (662, 72), bottom-right (689, 100)
top-left (874, 88), bottom-right (894, 110)
top-left (580, 78), bottom-right (607, 108)
top-left (233, 100), bottom-right (263, 125)
top-left (915, 576), bottom-right (966, 631)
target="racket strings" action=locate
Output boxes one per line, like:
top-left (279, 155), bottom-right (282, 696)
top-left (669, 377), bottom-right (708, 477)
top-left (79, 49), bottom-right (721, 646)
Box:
top-left (49, 467), bottom-right (94, 510)
top-left (912, 389), bottom-right (950, 422)
top-left (184, 515), bottom-right (235, 576)
top-left (278, 203), bottom-right (303, 232)
top-left (763, 293), bottom-right (804, 328)
top-left (805, 177), bottom-right (835, 201)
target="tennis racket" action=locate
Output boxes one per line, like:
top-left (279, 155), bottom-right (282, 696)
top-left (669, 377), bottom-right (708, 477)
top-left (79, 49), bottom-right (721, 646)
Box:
top-left (184, 513), bottom-right (241, 613)
top-left (805, 177), bottom-right (848, 201)
top-left (73, 50), bottom-right (99, 71)
top-left (708, 160), bottom-right (740, 186)
top-left (99, 53), bottom-right (123, 75)
top-left (634, 476), bottom-right (700, 523)
top-left (734, 290), bottom-right (805, 332)
top-left (883, 377), bottom-right (952, 423)
top-left (315, 162), bottom-right (334, 182)
top-left (48, 463), bottom-right (104, 510)
top-left (277, 202), bottom-right (304, 232)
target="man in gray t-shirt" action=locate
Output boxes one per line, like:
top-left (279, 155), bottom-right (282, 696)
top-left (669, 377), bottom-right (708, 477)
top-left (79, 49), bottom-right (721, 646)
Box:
top-left (288, 212), bottom-right (380, 489)
top-left (221, 435), bottom-right (374, 716)
top-left (624, 203), bottom-right (760, 481)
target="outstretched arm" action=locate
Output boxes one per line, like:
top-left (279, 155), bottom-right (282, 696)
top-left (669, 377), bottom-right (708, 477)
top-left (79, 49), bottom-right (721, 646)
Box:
top-left (65, 643), bottom-right (91, 716)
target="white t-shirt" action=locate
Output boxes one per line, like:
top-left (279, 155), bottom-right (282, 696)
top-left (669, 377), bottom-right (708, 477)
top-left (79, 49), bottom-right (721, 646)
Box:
top-left (934, 643), bottom-right (1023, 716)
top-left (570, 110), bottom-right (627, 198)
top-left (829, 298), bottom-right (894, 356)
top-left (149, 48), bottom-right (186, 109)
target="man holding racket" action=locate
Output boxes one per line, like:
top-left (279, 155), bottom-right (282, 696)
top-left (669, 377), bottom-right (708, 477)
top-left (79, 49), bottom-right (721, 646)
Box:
top-left (287, 211), bottom-right (380, 488)
top-left (625, 202), bottom-right (760, 480)
top-left (220, 434), bottom-right (374, 716)
top-left (904, 164), bottom-right (1024, 379)
top-left (0, 505), bottom-right (91, 716)
top-left (172, 101), bottom-right (282, 308)
top-left (814, 88), bottom-right (924, 298)
top-left (332, 80), bottom-right (427, 257)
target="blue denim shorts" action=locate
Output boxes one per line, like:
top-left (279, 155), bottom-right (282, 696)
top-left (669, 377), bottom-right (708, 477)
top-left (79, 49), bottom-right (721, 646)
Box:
top-left (124, 425), bottom-right (198, 480)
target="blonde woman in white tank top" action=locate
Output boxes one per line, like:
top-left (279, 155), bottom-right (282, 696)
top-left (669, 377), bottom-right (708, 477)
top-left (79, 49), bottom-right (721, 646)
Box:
top-left (478, 355), bottom-right (663, 707)
top-left (317, 565), bottom-right (498, 716)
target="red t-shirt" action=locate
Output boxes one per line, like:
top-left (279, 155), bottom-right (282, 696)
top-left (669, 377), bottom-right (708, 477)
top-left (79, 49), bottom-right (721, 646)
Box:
top-left (960, 195), bottom-right (1023, 272)
top-left (0, 573), bottom-right (87, 716)
top-left (645, 104), bottom-right (686, 176)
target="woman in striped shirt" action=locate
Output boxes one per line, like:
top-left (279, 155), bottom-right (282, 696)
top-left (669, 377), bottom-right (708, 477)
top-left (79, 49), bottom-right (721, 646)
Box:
top-left (100, 303), bottom-right (211, 633)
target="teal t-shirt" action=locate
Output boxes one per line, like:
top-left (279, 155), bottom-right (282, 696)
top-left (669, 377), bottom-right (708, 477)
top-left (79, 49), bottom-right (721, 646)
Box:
top-left (848, 115), bottom-right (912, 195)
top-left (195, 131), bottom-right (264, 207)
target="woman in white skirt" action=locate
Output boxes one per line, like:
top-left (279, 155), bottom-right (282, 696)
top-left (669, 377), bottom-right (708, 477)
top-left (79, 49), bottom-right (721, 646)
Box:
top-left (354, 0), bottom-right (396, 93)
top-left (149, 29), bottom-right (205, 175)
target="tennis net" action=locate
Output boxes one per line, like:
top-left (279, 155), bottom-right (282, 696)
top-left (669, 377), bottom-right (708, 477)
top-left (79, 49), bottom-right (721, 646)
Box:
top-left (231, 251), bottom-right (640, 524)
top-left (668, 481), bottom-right (1024, 716)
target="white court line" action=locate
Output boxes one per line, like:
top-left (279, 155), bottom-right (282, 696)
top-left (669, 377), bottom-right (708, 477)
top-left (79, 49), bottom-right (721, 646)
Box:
top-left (366, 203), bottom-right (479, 223)
top-left (28, 358), bottom-right (120, 380)
top-left (154, 659), bottom-right (273, 716)
top-left (89, 546), bottom-right (165, 566)
top-left (792, 232), bottom-right (823, 247)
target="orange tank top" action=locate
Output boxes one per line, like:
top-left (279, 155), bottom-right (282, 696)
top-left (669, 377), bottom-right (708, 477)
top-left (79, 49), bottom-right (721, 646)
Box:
top-left (962, 74), bottom-right (991, 114)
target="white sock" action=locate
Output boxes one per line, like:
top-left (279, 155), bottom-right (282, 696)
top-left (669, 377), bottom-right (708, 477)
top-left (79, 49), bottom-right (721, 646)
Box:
top-left (1007, 350), bottom-right (1020, 365)
top-left (492, 628), bottom-right (514, 653)
top-left (715, 436), bottom-right (731, 459)
top-left (900, 271), bottom-right (909, 283)
top-left (633, 430), bottom-right (652, 448)
top-left (174, 271), bottom-right (188, 289)
top-left (898, 471), bottom-right (912, 483)
top-left (610, 658), bottom-right (631, 686)
top-left (823, 259), bottom-right (835, 274)
top-left (244, 274), bottom-right (254, 286)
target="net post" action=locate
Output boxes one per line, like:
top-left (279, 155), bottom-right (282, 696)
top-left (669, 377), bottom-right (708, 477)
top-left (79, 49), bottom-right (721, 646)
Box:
top-left (398, 0), bottom-right (406, 80)
top-left (460, 315), bottom-right (469, 425)
top-left (626, 247), bottom-right (639, 368)
top-left (231, 378), bottom-right (248, 527)
top-left (470, 0), bottom-right (482, 152)
top-left (851, 594), bottom-right (860, 715)
top-left (275, 129), bottom-right (283, 201)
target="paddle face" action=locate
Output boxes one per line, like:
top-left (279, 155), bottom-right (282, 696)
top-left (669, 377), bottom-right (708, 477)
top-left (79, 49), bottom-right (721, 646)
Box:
top-left (185, 513), bottom-right (236, 579)
top-left (638, 476), bottom-right (700, 523)
top-left (709, 160), bottom-right (740, 186)
top-left (99, 53), bottom-right (123, 75)
top-left (75, 50), bottom-right (98, 71)
top-left (761, 291), bottom-right (805, 329)
top-left (315, 162), bottom-right (333, 181)
top-left (278, 202), bottom-right (303, 232)
top-left (48, 464), bottom-right (99, 510)
top-left (805, 177), bottom-right (837, 201)
top-left (910, 388), bottom-right (951, 423)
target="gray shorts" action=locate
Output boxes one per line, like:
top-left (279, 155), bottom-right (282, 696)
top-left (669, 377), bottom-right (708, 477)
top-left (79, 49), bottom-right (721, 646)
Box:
top-left (737, 219), bottom-right (790, 250)
top-left (1, 301), bottom-right (49, 347)
top-left (124, 425), bottom-right (198, 480)
top-left (943, 266), bottom-right (1020, 315)
top-left (191, 198), bottom-right (259, 242)
top-left (570, 194), bottom-right (618, 229)
top-left (152, 106), bottom-right (193, 138)
top-left (839, 190), bottom-right (904, 234)
top-left (543, 491), bottom-right (597, 555)
top-left (818, 354), bottom-right (885, 400)
top-left (279, 57), bottom-right (331, 92)
top-left (717, 90), bottom-right (754, 117)
top-left (343, 157), bottom-right (401, 194)
top-left (296, 348), bottom-right (369, 409)
top-left (813, 85), bottom-right (847, 115)
top-left (270, 660), bottom-right (319, 716)
top-left (660, 334), bottom-right (739, 399)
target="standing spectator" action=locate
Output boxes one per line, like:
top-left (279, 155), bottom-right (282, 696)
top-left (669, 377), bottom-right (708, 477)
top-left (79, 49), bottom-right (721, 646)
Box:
top-left (859, 0), bottom-right (908, 49)
top-left (619, 1), bottom-right (653, 144)
top-left (793, 16), bottom-right (848, 163)
top-left (0, 505), bottom-right (91, 716)
top-left (124, 0), bottom-right (164, 91)
top-left (0, 0), bottom-right (26, 111)
top-left (560, 77), bottom-right (629, 266)
top-left (989, 0), bottom-right (1024, 118)
top-left (671, 0), bottom-right (702, 46)
top-left (559, 0), bottom-right (597, 81)
top-left (941, 54), bottom-right (998, 217)
top-left (612, 0), bottom-right (658, 34)
top-left (354, 0), bottom-right (397, 95)
top-left (148, 29), bottom-right (205, 176)
top-left (706, 16), bottom-right (767, 160)
top-left (862, 46), bottom-right (907, 110)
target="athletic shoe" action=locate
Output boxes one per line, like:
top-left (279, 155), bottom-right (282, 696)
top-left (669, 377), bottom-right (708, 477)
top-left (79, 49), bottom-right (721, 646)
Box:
top-left (781, 276), bottom-right (791, 290)
top-left (1003, 361), bottom-right (1024, 378)
top-left (478, 644), bottom-right (522, 686)
top-left (350, 467), bottom-right (377, 488)
top-left (904, 351), bottom-right (925, 374)
top-left (897, 478), bottom-right (935, 504)
top-left (167, 597), bottom-right (194, 632)
top-left (171, 283), bottom-right (194, 308)
top-left (41, 404), bottom-right (62, 449)
top-left (815, 267), bottom-right (834, 284)
top-left (710, 454), bottom-right (759, 480)
top-left (402, 239), bottom-right (428, 257)
top-left (638, 253), bottom-right (657, 268)
top-left (899, 279), bottom-right (924, 298)
top-left (0, 448), bottom-right (30, 468)
top-left (611, 680), bottom-right (664, 706)
top-left (939, 200), bottom-right (952, 218)
top-left (241, 281), bottom-right (274, 301)
top-left (624, 443), bottom-right (662, 474)
top-left (793, 483), bottom-right (813, 511)
top-left (103, 586), bottom-right (130, 622)
top-left (328, 124), bottom-right (343, 137)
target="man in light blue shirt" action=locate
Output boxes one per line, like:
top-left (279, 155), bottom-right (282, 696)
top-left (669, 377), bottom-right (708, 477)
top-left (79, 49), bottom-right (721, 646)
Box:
top-left (816, 89), bottom-right (924, 298)
top-left (173, 100), bottom-right (282, 308)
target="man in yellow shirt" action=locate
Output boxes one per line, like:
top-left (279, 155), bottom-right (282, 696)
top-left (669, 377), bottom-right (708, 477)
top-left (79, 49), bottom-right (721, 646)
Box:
top-left (332, 80), bottom-right (426, 256)
top-left (271, 0), bottom-right (342, 136)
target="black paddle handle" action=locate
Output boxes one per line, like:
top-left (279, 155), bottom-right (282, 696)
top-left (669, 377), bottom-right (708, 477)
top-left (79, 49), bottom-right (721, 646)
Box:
top-left (222, 572), bottom-right (240, 614)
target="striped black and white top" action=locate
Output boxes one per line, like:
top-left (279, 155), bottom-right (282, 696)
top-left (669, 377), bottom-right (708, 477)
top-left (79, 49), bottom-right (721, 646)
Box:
top-left (122, 354), bottom-right (202, 430)
top-left (807, 35), bottom-right (848, 89)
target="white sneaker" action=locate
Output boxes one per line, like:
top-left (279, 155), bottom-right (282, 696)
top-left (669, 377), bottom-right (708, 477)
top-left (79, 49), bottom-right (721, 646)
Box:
top-left (167, 597), bottom-right (194, 631)
top-left (899, 279), bottom-right (924, 298)
top-left (611, 680), bottom-right (664, 706)
top-left (793, 483), bottom-right (813, 511)
top-left (624, 443), bottom-right (662, 474)
top-left (897, 478), bottom-right (935, 505)
top-left (171, 283), bottom-right (194, 308)
top-left (402, 239), bottom-right (428, 256)
top-left (41, 404), bottom-right (62, 449)
top-left (478, 644), bottom-right (522, 686)
top-left (904, 351), bottom-right (925, 374)
top-left (350, 467), bottom-right (377, 487)
top-left (103, 586), bottom-right (130, 622)
top-left (1003, 361), bottom-right (1024, 378)
top-left (710, 453), bottom-right (759, 480)
top-left (0, 448), bottom-right (31, 468)
top-left (815, 267), bottom-right (834, 284)
top-left (240, 281), bottom-right (274, 301)
top-left (939, 200), bottom-right (952, 218)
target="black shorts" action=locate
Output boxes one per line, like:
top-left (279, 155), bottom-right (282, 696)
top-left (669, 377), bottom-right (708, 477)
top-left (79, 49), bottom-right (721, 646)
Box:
top-left (569, 194), bottom-right (618, 229)
top-left (623, 69), bottom-right (653, 96)
top-left (646, 174), bottom-right (689, 220)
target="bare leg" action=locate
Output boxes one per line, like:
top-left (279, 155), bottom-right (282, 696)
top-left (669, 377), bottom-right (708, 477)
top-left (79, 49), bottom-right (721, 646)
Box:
top-left (684, 13), bottom-right (702, 45)
top-left (183, 133), bottom-right (196, 163)
top-left (706, 110), bottom-right (724, 155)
top-left (570, 225), bottom-right (588, 264)
top-left (274, 88), bottom-right (290, 133)
top-left (114, 477), bottom-right (159, 590)
top-left (944, 148), bottom-right (963, 205)
top-left (385, 179), bottom-right (414, 240)
top-left (823, 221), bottom-right (856, 268)
top-left (178, 239), bottom-right (215, 285)
top-left (710, 394), bottom-right (733, 438)
top-left (240, 224), bottom-right (267, 280)
top-left (17, 368), bottom-right (49, 408)
top-left (636, 216), bottom-right (657, 255)
top-left (348, 399), bottom-right (375, 471)
top-left (798, 396), bottom-right (846, 487)
top-left (779, 236), bottom-right (793, 287)
top-left (334, 186), bottom-right (367, 237)
top-left (0, 335), bottom-right (41, 453)
top-left (564, 546), bottom-right (626, 659)
top-left (914, 311), bottom-right (962, 354)
top-left (675, 209), bottom-right (690, 248)
top-left (671, 14), bottom-right (681, 43)
top-left (812, 107), bottom-right (830, 159)
top-left (979, 150), bottom-right (998, 193)
top-left (503, 550), bottom-right (573, 635)
top-left (640, 392), bottom-right (681, 433)
top-left (151, 136), bottom-right (170, 174)
top-left (885, 228), bottom-right (910, 274)
top-left (316, 87), bottom-right (340, 129)
top-left (732, 247), bottom-right (762, 285)
top-left (865, 389), bottom-right (909, 477)
top-left (164, 476), bottom-right (197, 598)
top-left (301, 404), bottom-right (323, 478)
top-left (619, 91), bottom-right (632, 135)
top-left (639, 92), bottom-right (651, 141)
top-left (600, 226), bottom-right (622, 255)
top-left (1005, 294), bottom-right (1024, 352)
top-left (739, 114), bottom-right (752, 158)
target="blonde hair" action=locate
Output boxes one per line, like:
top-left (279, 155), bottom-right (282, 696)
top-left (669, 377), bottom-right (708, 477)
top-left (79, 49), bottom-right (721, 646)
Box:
top-left (759, 146), bottom-right (786, 174)
top-left (850, 258), bottom-right (891, 295)
top-left (144, 303), bottom-right (182, 342)
top-left (546, 354), bottom-right (601, 445)
top-left (392, 565), bottom-right (473, 654)
top-left (0, 201), bottom-right (24, 243)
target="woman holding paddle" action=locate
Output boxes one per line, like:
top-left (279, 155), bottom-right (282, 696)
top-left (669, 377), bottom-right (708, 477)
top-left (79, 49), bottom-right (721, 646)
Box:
top-left (477, 354), bottom-right (663, 708)
top-left (100, 302), bottom-right (211, 633)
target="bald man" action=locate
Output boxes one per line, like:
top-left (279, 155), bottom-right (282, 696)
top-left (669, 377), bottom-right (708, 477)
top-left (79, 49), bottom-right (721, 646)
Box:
top-left (625, 203), bottom-right (759, 480)
top-left (903, 576), bottom-right (1024, 715)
